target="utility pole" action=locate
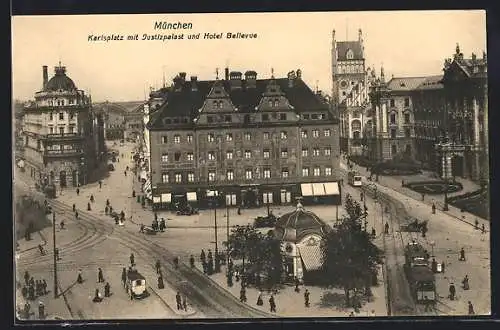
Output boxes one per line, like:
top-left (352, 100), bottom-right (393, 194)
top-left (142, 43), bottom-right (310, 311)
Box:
top-left (52, 213), bottom-right (58, 298)
top-left (214, 195), bottom-right (220, 273)
top-left (226, 205), bottom-right (230, 266)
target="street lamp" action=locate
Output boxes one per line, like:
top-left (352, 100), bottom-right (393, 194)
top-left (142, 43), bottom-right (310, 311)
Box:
top-left (213, 199), bottom-right (220, 273)
top-left (443, 178), bottom-right (449, 211)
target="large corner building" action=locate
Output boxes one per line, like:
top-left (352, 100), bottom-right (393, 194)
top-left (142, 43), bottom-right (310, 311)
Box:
top-left (22, 64), bottom-right (105, 189)
top-left (146, 69), bottom-right (341, 208)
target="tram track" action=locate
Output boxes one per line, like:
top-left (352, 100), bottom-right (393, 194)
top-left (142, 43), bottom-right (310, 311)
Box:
top-left (34, 199), bottom-right (273, 318)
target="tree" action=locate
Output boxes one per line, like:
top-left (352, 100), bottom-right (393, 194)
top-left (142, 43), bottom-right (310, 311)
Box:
top-left (321, 194), bottom-right (383, 307)
top-left (224, 225), bottom-right (256, 273)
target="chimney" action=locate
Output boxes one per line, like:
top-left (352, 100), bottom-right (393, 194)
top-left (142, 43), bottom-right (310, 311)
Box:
top-left (296, 69), bottom-right (302, 80)
top-left (229, 71), bottom-right (242, 90)
top-left (225, 67), bottom-right (230, 81)
top-left (244, 70), bottom-right (257, 88)
top-left (42, 65), bottom-right (48, 89)
top-left (287, 70), bottom-right (296, 88)
top-left (190, 76), bottom-right (198, 91)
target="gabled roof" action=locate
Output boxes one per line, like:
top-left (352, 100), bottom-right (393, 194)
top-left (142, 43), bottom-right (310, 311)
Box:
top-left (387, 77), bottom-right (429, 91)
top-left (148, 77), bottom-right (329, 129)
top-left (336, 41), bottom-right (363, 61)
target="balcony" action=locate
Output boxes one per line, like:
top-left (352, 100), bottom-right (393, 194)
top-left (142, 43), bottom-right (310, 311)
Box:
top-left (44, 149), bottom-right (84, 158)
top-left (44, 133), bottom-right (84, 141)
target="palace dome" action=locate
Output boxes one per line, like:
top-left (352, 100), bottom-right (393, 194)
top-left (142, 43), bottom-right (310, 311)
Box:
top-left (274, 203), bottom-right (331, 243)
top-left (45, 65), bottom-right (77, 92)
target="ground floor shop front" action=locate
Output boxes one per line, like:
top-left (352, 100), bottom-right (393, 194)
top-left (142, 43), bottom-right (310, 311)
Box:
top-left (149, 181), bottom-right (342, 210)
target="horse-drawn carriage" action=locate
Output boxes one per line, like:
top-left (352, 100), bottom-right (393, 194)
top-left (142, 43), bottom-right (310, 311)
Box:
top-left (401, 217), bottom-right (428, 233)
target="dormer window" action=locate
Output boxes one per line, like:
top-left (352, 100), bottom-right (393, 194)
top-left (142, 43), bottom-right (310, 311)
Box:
top-left (346, 49), bottom-right (354, 60)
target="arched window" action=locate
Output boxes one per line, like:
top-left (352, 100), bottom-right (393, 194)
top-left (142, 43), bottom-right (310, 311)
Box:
top-left (346, 49), bottom-right (354, 60)
top-left (351, 119), bottom-right (361, 132)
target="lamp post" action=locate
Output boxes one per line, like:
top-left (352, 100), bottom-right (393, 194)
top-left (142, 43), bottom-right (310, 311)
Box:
top-left (52, 213), bottom-right (58, 298)
top-left (214, 199), bottom-right (220, 273)
top-left (443, 178), bottom-right (449, 211)
top-left (226, 203), bottom-right (230, 266)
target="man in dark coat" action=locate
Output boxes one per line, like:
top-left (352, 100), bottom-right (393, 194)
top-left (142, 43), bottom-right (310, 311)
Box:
top-left (269, 295), bottom-right (276, 312)
top-left (175, 292), bottom-right (182, 310)
top-left (304, 289), bottom-right (310, 307)
top-left (449, 283), bottom-right (456, 300)
top-left (104, 282), bottom-right (111, 297)
top-left (130, 253), bottom-right (135, 266)
top-left (98, 268), bottom-right (105, 283)
top-left (459, 248), bottom-right (466, 261)
top-left (121, 268), bottom-right (127, 287)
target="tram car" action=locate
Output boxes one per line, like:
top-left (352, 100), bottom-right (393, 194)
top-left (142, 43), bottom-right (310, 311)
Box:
top-left (125, 269), bottom-right (148, 300)
top-left (404, 242), bottom-right (436, 303)
top-left (348, 171), bottom-right (363, 187)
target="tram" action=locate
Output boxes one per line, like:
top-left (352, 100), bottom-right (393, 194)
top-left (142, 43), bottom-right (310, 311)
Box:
top-left (348, 171), bottom-right (363, 187)
top-left (404, 242), bottom-right (436, 303)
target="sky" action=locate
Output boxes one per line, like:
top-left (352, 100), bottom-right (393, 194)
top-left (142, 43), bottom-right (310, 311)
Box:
top-left (12, 10), bottom-right (486, 102)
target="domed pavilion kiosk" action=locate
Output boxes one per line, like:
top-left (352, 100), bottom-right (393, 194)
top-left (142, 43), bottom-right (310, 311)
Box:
top-left (274, 202), bottom-right (332, 283)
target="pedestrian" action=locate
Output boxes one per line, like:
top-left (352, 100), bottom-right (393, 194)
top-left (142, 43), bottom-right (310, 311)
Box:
top-left (384, 223), bottom-right (389, 234)
top-left (202, 260), bottom-right (207, 274)
top-left (237, 206), bottom-right (241, 215)
top-left (38, 244), bottom-right (45, 255)
top-left (90, 194), bottom-right (94, 203)
top-left (76, 188), bottom-right (80, 196)
top-left (139, 224), bottom-right (145, 233)
top-left (424, 296), bottom-right (431, 312)
top-left (92, 289), bottom-right (103, 303)
top-left (75, 210), bottom-right (79, 219)
top-left (449, 282), bottom-right (456, 300)
top-left (37, 301), bottom-right (45, 319)
top-left (200, 249), bottom-right (206, 263)
top-left (41, 279), bottom-right (47, 295)
top-left (72, 203), bottom-right (76, 212)
top-left (304, 289), bottom-right (310, 307)
top-left (459, 247), bottom-right (466, 261)
top-left (240, 287), bottom-right (247, 303)
top-left (28, 285), bottom-right (35, 301)
top-left (173, 256), bottom-right (179, 269)
top-left (474, 219), bottom-right (479, 230)
top-left (431, 258), bottom-right (438, 273)
top-left (104, 282), bottom-right (111, 297)
top-left (87, 202), bottom-right (91, 211)
top-left (24, 302), bottom-right (31, 319)
top-left (360, 192), bottom-right (364, 201)
top-left (122, 268), bottom-right (127, 287)
top-left (175, 292), bottom-right (182, 310)
top-left (432, 203), bottom-right (436, 214)
top-left (130, 253), bottom-right (135, 266)
top-left (294, 277), bottom-right (300, 293)
top-left (106, 199), bottom-right (110, 207)
top-left (105, 205), bottom-right (109, 215)
top-left (256, 292), bottom-right (263, 306)
top-left (77, 269), bottom-right (83, 283)
top-left (24, 271), bottom-right (30, 287)
top-left (421, 193), bottom-right (425, 201)
top-left (124, 171), bottom-right (127, 177)
top-left (462, 275), bottom-right (470, 290)
top-left (182, 295), bottom-right (187, 311)
top-left (269, 294), bottom-right (276, 313)
top-left (207, 249), bottom-right (213, 260)
top-left (441, 261), bottom-right (446, 273)
top-left (99, 180), bottom-right (102, 189)
top-left (189, 255), bottom-right (195, 268)
top-left (109, 206), bottom-right (113, 214)
top-left (98, 268), bottom-right (105, 283)
top-left (481, 223), bottom-right (485, 234)
top-left (155, 260), bottom-right (161, 274)
top-left (158, 275), bottom-right (164, 289)
top-left (468, 301), bottom-right (475, 315)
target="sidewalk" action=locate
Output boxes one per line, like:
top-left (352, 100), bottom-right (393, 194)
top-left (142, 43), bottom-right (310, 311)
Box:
top-left (348, 161), bottom-right (489, 225)
top-left (191, 260), bottom-right (387, 317)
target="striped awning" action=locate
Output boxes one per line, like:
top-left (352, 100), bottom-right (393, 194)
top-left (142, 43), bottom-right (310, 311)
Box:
top-left (301, 182), bottom-right (340, 197)
top-left (298, 245), bottom-right (323, 271)
top-left (143, 179), bottom-right (152, 200)
top-left (300, 183), bottom-right (314, 197)
top-left (161, 193), bottom-right (172, 203)
top-left (187, 192), bottom-right (197, 202)
top-left (312, 183), bottom-right (326, 196)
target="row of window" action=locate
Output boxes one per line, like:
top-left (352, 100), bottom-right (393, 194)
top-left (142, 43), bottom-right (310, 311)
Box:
top-left (47, 99), bottom-right (76, 107)
top-left (389, 98), bottom-right (410, 107)
top-left (49, 112), bottom-right (75, 121)
top-left (389, 128), bottom-right (412, 139)
top-left (161, 129), bottom-right (332, 144)
top-left (389, 112), bottom-right (411, 125)
top-left (48, 125), bottom-right (76, 134)
top-left (161, 166), bottom-right (334, 183)
top-left (161, 147), bottom-right (333, 162)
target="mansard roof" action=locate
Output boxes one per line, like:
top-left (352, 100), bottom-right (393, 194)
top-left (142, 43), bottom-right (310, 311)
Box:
top-left (148, 77), bottom-right (330, 129)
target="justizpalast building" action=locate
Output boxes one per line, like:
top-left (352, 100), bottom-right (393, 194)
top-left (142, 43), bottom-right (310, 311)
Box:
top-left (146, 69), bottom-right (341, 209)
